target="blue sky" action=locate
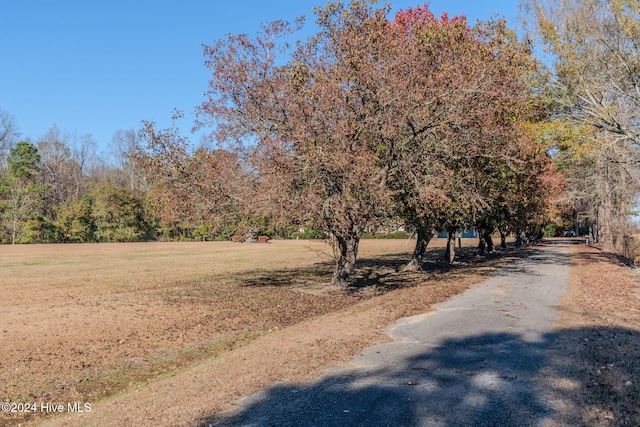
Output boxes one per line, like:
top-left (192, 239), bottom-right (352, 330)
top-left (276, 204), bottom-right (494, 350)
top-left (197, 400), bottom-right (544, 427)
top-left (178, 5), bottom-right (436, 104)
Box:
top-left (1, 1), bottom-right (521, 157)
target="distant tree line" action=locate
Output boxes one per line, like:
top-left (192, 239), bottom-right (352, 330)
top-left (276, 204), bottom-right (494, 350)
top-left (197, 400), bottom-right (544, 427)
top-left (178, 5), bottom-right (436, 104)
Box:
top-left (0, 124), bottom-right (154, 244)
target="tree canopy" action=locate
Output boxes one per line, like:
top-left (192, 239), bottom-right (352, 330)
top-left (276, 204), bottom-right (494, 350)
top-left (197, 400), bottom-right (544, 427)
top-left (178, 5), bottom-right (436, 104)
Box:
top-left (525, 0), bottom-right (640, 256)
top-left (193, 0), bottom-right (555, 286)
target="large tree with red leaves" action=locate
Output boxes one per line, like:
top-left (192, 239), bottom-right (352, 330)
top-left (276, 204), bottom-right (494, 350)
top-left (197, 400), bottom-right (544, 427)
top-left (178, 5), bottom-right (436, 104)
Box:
top-left (198, 2), bottom-right (397, 287)
top-left (375, 5), bottom-right (552, 266)
top-left (196, 1), bottom-right (554, 286)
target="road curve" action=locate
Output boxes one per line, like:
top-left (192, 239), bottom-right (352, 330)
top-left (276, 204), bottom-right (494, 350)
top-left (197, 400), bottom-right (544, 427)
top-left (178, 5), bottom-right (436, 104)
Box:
top-left (213, 246), bottom-right (571, 427)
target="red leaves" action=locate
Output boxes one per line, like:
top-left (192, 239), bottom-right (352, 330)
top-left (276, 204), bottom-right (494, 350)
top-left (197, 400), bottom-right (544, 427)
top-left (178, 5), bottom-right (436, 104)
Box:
top-left (393, 4), bottom-right (467, 32)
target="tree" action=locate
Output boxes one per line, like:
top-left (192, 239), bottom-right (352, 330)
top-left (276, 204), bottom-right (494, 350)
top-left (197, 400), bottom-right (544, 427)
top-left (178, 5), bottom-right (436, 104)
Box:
top-left (38, 126), bottom-right (76, 208)
top-left (55, 195), bottom-right (95, 242)
top-left (387, 5), bottom-right (547, 265)
top-left (196, 0), bottom-right (555, 284)
top-left (136, 113), bottom-right (253, 240)
top-left (0, 109), bottom-right (20, 168)
top-left (89, 182), bottom-right (150, 242)
top-left (110, 129), bottom-right (144, 193)
top-left (0, 128), bottom-right (106, 244)
top-left (197, 2), bottom-right (394, 287)
top-left (549, 120), bottom-right (636, 250)
top-left (69, 131), bottom-right (97, 199)
top-left (0, 142), bottom-right (47, 244)
top-left (525, 0), bottom-right (640, 254)
top-left (37, 126), bottom-right (97, 233)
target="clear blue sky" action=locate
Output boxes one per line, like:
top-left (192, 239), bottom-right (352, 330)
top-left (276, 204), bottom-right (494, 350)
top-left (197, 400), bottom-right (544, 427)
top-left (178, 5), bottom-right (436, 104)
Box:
top-left (1, 1), bottom-right (521, 157)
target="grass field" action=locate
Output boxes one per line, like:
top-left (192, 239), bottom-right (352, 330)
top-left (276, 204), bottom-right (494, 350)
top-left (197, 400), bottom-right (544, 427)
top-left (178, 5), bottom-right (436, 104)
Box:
top-left (0, 238), bottom-right (484, 426)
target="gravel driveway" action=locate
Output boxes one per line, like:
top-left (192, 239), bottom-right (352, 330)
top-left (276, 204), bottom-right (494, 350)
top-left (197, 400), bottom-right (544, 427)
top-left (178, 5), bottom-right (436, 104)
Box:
top-left (212, 246), bottom-right (571, 427)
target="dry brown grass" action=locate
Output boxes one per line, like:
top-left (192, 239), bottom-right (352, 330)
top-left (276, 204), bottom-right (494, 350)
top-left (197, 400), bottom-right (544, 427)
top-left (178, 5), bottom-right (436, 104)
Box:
top-left (541, 244), bottom-right (640, 426)
top-left (1, 238), bottom-right (494, 427)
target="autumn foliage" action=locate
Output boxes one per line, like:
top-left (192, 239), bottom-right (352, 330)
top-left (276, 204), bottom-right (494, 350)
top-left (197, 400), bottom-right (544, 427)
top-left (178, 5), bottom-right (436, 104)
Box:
top-left (184, 1), bottom-right (559, 286)
top-left (526, 0), bottom-right (640, 256)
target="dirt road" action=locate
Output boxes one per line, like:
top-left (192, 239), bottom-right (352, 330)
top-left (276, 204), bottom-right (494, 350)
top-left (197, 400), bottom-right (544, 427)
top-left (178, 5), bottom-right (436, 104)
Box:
top-left (212, 246), bottom-right (571, 426)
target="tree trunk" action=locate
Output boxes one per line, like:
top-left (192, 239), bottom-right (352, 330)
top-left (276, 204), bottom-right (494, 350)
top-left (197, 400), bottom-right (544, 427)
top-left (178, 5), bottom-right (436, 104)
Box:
top-left (514, 229), bottom-right (523, 247)
top-left (404, 228), bottom-right (432, 271)
top-left (499, 229), bottom-right (507, 249)
top-left (598, 198), bottom-right (616, 253)
top-left (597, 160), bottom-right (625, 254)
top-left (475, 232), bottom-right (487, 255)
top-left (484, 230), bottom-right (495, 253)
top-left (11, 214), bottom-right (17, 245)
top-left (444, 228), bottom-right (456, 264)
top-left (611, 207), bottom-right (627, 254)
top-left (331, 233), bottom-right (361, 288)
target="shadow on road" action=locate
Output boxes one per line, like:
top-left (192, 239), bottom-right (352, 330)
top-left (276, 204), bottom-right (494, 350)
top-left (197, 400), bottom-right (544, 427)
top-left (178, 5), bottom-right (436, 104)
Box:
top-left (202, 326), bottom-right (640, 427)
top-left (488, 246), bottom-right (574, 279)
